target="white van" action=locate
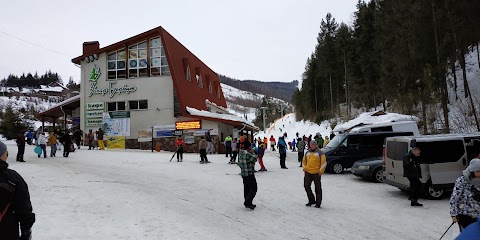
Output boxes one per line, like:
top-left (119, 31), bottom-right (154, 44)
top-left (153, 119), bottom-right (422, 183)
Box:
top-left (383, 133), bottom-right (480, 199)
top-left (350, 121), bottom-right (420, 136)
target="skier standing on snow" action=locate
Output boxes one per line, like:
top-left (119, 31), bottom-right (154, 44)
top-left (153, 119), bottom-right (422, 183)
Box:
top-left (0, 140), bottom-right (35, 240)
top-left (297, 138), bottom-right (306, 167)
top-left (199, 136), bottom-right (209, 163)
top-left (237, 140), bottom-right (258, 210)
top-left (16, 131), bottom-right (26, 162)
top-left (403, 147), bottom-right (423, 207)
top-left (230, 138), bottom-right (239, 164)
top-left (175, 137), bottom-right (185, 162)
top-left (224, 135), bottom-right (233, 158)
top-left (315, 133), bottom-right (324, 149)
top-left (278, 136), bottom-right (288, 169)
top-left (450, 158), bottom-right (480, 231)
top-left (257, 143), bottom-right (267, 171)
top-left (302, 140), bottom-right (326, 208)
top-left (269, 135), bottom-right (276, 151)
top-left (292, 138), bottom-right (297, 152)
top-left (263, 137), bottom-right (268, 149)
top-left (205, 131), bottom-right (214, 154)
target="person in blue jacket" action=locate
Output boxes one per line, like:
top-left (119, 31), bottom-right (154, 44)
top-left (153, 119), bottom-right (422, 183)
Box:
top-left (25, 130), bottom-right (33, 145)
top-left (456, 218), bottom-right (480, 240)
top-left (278, 136), bottom-right (288, 169)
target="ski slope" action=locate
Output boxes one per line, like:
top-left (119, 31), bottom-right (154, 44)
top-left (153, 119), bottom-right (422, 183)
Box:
top-left (4, 142), bottom-right (460, 240)
top-left (254, 113), bottom-right (332, 141)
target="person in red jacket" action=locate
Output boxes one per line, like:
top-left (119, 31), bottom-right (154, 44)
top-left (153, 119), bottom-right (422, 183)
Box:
top-left (175, 137), bottom-right (185, 162)
top-left (269, 135), bottom-right (276, 151)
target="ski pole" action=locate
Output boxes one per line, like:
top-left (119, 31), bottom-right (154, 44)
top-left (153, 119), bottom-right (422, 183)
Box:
top-left (439, 222), bottom-right (455, 240)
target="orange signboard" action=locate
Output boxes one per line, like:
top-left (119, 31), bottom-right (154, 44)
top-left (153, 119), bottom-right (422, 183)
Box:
top-left (176, 121), bottom-right (201, 130)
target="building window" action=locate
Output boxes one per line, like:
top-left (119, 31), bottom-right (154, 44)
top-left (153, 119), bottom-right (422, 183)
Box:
top-left (128, 41), bottom-right (148, 78)
top-left (107, 50), bottom-right (126, 80)
top-left (217, 85), bottom-right (221, 98)
top-left (150, 37), bottom-right (170, 76)
top-left (209, 82), bottom-right (213, 94)
top-left (107, 101), bottom-right (126, 112)
top-left (186, 65), bottom-right (191, 81)
top-left (196, 74), bottom-right (203, 88)
top-left (207, 106), bottom-right (211, 112)
top-left (129, 100), bottom-right (148, 110)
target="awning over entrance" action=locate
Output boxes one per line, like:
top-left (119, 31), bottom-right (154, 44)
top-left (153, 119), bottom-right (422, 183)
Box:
top-left (37, 95), bottom-right (80, 120)
top-left (185, 107), bottom-right (259, 132)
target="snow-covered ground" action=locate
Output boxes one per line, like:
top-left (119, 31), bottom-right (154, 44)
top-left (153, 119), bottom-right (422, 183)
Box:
top-left (255, 113), bottom-right (332, 141)
top-left (3, 142), bottom-right (461, 240)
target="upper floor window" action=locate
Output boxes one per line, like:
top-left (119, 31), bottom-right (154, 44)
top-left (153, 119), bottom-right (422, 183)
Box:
top-left (186, 65), bottom-right (191, 81)
top-left (150, 37), bottom-right (170, 76)
top-left (129, 100), bottom-right (148, 110)
top-left (107, 50), bottom-right (126, 80)
top-left (209, 82), bottom-right (213, 94)
top-left (217, 85), bottom-right (221, 98)
top-left (129, 41), bottom-right (148, 78)
top-left (107, 101), bottom-right (126, 112)
top-left (196, 74), bottom-right (203, 88)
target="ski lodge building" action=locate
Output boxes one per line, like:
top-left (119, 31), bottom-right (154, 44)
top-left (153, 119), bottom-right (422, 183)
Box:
top-left (38, 26), bottom-right (258, 152)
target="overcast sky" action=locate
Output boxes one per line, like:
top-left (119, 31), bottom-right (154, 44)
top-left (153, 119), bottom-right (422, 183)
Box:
top-left (0, 0), bottom-right (357, 85)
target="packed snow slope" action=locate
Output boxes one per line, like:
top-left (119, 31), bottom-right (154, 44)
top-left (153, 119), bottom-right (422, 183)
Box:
top-left (255, 113), bottom-right (332, 141)
top-left (221, 83), bottom-right (291, 123)
top-left (5, 143), bottom-right (460, 240)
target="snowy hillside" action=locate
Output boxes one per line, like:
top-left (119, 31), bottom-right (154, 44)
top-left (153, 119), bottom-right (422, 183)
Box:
top-left (254, 113), bottom-right (333, 141)
top-left (0, 96), bottom-right (55, 114)
top-left (446, 48), bottom-right (480, 133)
top-left (221, 83), bottom-right (291, 123)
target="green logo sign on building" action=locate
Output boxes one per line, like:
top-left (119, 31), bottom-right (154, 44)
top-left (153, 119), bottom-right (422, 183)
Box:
top-left (89, 65), bottom-right (101, 82)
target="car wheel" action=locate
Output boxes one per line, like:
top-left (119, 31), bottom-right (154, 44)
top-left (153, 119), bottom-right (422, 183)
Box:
top-left (372, 168), bottom-right (384, 183)
top-left (331, 162), bottom-right (344, 174)
top-left (427, 183), bottom-right (444, 200)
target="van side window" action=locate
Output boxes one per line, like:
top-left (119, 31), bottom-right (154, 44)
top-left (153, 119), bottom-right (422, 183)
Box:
top-left (387, 142), bottom-right (408, 160)
top-left (416, 140), bottom-right (465, 164)
top-left (371, 126), bottom-right (393, 132)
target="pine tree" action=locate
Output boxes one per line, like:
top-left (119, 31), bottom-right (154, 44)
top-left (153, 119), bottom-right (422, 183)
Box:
top-left (0, 105), bottom-right (27, 140)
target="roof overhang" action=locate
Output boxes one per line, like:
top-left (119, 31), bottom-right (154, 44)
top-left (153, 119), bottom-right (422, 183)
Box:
top-left (37, 95), bottom-right (81, 119)
top-left (184, 113), bottom-right (259, 132)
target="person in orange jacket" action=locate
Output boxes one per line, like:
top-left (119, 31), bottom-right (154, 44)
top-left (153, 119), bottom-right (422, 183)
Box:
top-left (175, 137), bottom-right (185, 162)
top-left (269, 135), bottom-right (276, 151)
top-left (302, 140), bottom-right (327, 208)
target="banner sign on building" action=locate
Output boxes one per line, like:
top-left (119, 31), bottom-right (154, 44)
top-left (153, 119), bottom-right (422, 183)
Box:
top-left (86, 110), bottom-right (104, 119)
top-left (185, 136), bottom-right (194, 144)
top-left (176, 121), bottom-right (201, 130)
top-left (155, 130), bottom-right (174, 138)
top-left (72, 117), bottom-right (81, 126)
top-left (138, 129), bottom-right (152, 142)
top-left (173, 130), bottom-right (183, 136)
top-left (193, 129), bottom-right (209, 136)
top-left (86, 102), bottom-right (104, 111)
top-left (86, 119), bottom-right (103, 126)
top-left (103, 112), bottom-right (131, 136)
top-left (106, 136), bottom-right (126, 149)
top-left (154, 125), bottom-right (176, 130)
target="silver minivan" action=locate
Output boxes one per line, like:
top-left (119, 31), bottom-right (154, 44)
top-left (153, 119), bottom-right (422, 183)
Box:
top-left (383, 133), bottom-right (480, 199)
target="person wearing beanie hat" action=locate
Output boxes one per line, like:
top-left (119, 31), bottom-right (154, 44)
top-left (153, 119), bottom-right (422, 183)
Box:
top-left (450, 158), bottom-right (480, 231)
top-left (0, 141), bottom-right (36, 240)
top-left (16, 131), bottom-right (26, 162)
top-left (302, 140), bottom-right (326, 208)
top-left (237, 140), bottom-right (258, 210)
top-left (278, 136), bottom-right (288, 169)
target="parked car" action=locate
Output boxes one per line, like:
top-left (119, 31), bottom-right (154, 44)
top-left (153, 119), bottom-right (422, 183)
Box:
top-left (323, 131), bottom-right (414, 174)
top-left (383, 133), bottom-right (480, 199)
top-left (349, 121), bottom-right (420, 136)
top-left (351, 157), bottom-right (384, 183)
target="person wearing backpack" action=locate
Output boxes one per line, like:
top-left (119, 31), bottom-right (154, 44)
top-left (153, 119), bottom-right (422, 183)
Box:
top-left (0, 140), bottom-right (36, 240)
top-left (296, 138), bottom-right (306, 167)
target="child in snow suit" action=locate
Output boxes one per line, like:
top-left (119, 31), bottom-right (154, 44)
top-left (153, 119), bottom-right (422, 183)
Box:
top-left (258, 143), bottom-right (266, 171)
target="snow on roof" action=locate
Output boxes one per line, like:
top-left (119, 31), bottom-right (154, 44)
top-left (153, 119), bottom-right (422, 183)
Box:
top-left (186, 106), bottom-right (258, 130)
top-left (39, 95), bottom-right (80, 114)
top-left (205, 99), bottom-right (228, 112)
top-left (334, 111), bottom-right (419, 132)
top-left (39, 86), bottom-right (65, 93)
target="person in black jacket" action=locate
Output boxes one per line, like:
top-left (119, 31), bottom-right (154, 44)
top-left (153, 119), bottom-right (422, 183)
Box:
top-left (0, 140), bottom-right (35, 240)
top-left (16, 131), bottom-right (26, 162)
top-left (403, 147), bottom-right (423, 207)
top-left (60, 131), bottom-right (72, 158)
